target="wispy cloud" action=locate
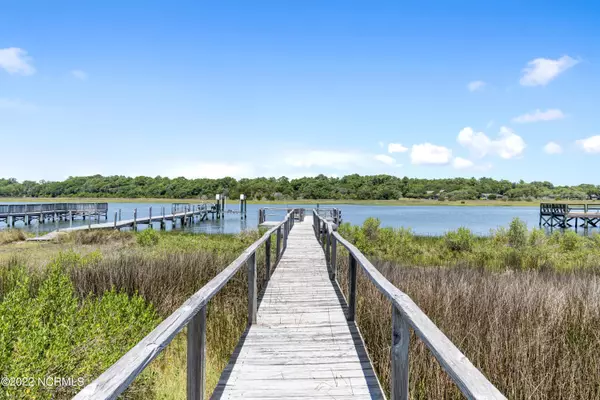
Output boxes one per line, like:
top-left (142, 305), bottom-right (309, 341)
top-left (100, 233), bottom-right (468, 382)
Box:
top-left (576, 136), bottom-right (600, 154)
top-left (458, 126), bottom-right (526, 159)
top-left (0, 47), bottom-right (35, 75)
top-left (467, 80), bottom-right (486, 92)
top-left (452, 157), bottom-right (474, 169)
top-left (387, 143), bottom-right (408, 153)
top-left (0, 98), bottom-right (36, 112)
top-left (71, 69), bottom-right (88, 80)
top-left (543, 142), bottom-right (562, 155)
top-left (410, 143), bottom-right (452, 165)
top-left (283, 149), bottom-right (399, 170)
top-left (512, 109), bottom-right (565, 123)
top-left (374, 154), bottom-right (397, 166)
top-left (520, 56), bottom-right (579, 86)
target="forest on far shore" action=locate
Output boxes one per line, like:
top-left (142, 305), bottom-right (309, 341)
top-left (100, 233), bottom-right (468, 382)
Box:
top-left (1, 174), bottom-right (598, 201)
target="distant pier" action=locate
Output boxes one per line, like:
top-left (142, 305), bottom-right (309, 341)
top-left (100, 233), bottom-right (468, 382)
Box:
top-left (0, 203), bottom-right (108, 226)
top-left (539, 203), bottom-right (600, 229)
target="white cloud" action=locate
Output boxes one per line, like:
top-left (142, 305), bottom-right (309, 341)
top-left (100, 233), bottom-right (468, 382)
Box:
top-left (410, 143), bottom-right (452, 165)
top-left (512, 109), bottom-right (565, 123)
top-left (0, 98), bottom-right (36, 112)
top-left (576, 136), bottom-right (600, 154)
top-left (374, 154), bottom-right (397, 165)
top-left (387, 143), bottom-right (408, 153)
top-left (457, 126), bottom-right (526, 159)
top-left (543, 142), bottom-right (562, 155)
top-left (467, 81), bottom-right (486, 92)
top-left (0, 47), bottom-right (35, 75)
top-left (486, 120), bottom-right (494, 129)
top-left (520, 56), bottom-right (579, 86)
top-left (71, 69), bottom-right (88, 80)
top-left (283, 149), bottom-right (399, 170)
top-left (452, 157), bottom-right (474, 169)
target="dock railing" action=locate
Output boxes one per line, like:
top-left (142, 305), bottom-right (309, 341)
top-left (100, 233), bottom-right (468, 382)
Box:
top-left (74, 210), bottom-right (297, 400)
top-left (258, 207), bottom-right (305, 224)
top-left (0, 202), bottom-right (108, 215)
top-left (313, 210), bottom-right (506, 400)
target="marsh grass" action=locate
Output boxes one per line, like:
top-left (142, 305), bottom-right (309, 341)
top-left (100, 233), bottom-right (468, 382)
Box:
top-left (335, 219), bottom-right (600, 399)
top-left (340, 217), bottom-right (600, 271)
top-left (0, 229), bottom-right (26, 245)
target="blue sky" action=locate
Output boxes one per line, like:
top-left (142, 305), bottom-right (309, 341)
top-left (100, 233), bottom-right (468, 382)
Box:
top-left (1, 1), bottom-right (599, 184)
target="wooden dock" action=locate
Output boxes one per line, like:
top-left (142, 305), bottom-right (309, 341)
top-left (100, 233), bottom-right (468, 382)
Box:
top-left (74, 209), bottom-right (505, 400)
top-left (28, 206), bottom-right (210, 241)
top-left (539, 203), bottom-right (600, 229)
top-left (0, 202), bottom-right (108, 226)
top-left (212, 219), bottom-right (383, 399)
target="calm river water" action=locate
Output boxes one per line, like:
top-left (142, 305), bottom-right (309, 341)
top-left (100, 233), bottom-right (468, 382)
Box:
top-left (0, 202), bottom-right (546, 236)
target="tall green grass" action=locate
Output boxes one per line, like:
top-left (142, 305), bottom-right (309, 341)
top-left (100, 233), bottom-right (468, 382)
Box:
top-left (339, 217), bottom-right (600, 271)
top-left (0, 229), bottom-right (275, 399)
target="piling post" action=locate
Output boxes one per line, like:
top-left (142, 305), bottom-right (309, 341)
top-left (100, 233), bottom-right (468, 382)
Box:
top-left (240, 194), bottom-right (245, 220)
top-left (114, 212), bottom-right (118, 229)
top-left (88, 213), bottom-right (91, 230)
top-left (215, 194), bottom-right (221, 220)
top-left (69, 212), bottom-right (72, 228)
top-left (118, 209), bottom-right (122, 221)
top-left (133, 208), bottom-right (137, 231)
top-left (149, 207), bottom-right (153, 229)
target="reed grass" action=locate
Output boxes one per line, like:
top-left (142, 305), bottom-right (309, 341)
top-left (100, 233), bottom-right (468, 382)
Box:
top-left (335, 219), bottom-right (600, 399)
top-left (0, 229), bottom-right (26, 244)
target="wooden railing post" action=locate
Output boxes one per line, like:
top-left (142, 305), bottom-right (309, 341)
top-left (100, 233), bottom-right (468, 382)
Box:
top-left (391, 306), bottom-right (409, 400)
top-left (347, 254), bottom-right (357, 321)
top-left (326, 225), bottom-right (331, 263)
top-left (330, 235), bottom-right (337, 280)
top-left (276, 226), bottom-right (281, 258)
top-left (133, 208), bottom-right (137, 231)
top-left (248, 252), bottom-right (257, 325)
top-left (149, 207), bottom-right (152, 228)
top-left (114, 212), bottom-right (118, 229)
top-left (265, 235), bottom-right (271, 280)
top-left (283, 219), bottom-right (288, 250)
top-left (187, 306), bottom-right (206, 400)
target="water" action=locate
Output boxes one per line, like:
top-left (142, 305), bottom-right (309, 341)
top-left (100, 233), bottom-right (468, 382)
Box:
top-left (0, 202), bottom-right (547, 236)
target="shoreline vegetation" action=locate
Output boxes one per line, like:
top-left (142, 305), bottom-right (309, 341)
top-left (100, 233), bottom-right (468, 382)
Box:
top-left (1, 220), bottom-right (598, 399)
top-left (3, 196), bottom-right (600, 207)
top-left (2, 174), bottom-right (600, 203)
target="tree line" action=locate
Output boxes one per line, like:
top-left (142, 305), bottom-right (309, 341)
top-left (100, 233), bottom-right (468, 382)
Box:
top-left (0, 175), bottom-right (598, 201)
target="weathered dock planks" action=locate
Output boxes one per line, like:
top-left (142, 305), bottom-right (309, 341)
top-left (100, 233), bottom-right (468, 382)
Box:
top-left (212, 219), bottom-right (383, 399)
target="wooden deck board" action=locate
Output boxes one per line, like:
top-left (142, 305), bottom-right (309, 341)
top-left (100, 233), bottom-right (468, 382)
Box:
top-left (212, 219), bottom-right (384, 399)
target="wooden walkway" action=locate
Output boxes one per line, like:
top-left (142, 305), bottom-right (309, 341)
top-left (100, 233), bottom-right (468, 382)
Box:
top-left (27, 209), bottom-right (207, 241)
top-left (75, 209), bottom-right (505, 400)
top-left (213, 219), bottom-right (383, 399)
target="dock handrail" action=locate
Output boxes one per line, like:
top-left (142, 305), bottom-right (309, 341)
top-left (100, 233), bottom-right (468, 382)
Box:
top-left (312, 210), bottom-right (505, 400)
top-left (74, 210), bottom-right (298, 400)
top-left (0, 202), bottom-right (108, 215)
